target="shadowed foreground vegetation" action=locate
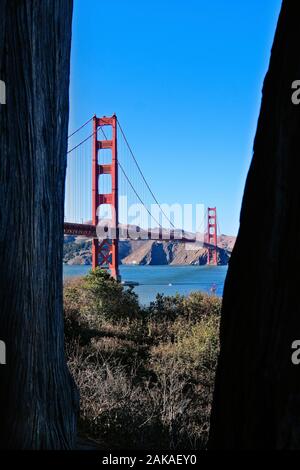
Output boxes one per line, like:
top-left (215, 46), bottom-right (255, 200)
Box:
top-left (64, 269), bottom-right (221, 450)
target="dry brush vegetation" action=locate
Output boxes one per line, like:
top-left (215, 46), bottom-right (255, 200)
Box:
top-left (64, 269), bottom-right (221, 450)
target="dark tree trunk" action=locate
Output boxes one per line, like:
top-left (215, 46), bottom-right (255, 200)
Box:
top-left (209, 0), bottom-right (300, 449)
top-left (0, 1), bottom-right (78, 449)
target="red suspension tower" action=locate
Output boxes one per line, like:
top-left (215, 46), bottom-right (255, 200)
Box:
top-left (92, 115), bottom-right (119, 279)
top-left (207, 207), bottom-right (218, 265)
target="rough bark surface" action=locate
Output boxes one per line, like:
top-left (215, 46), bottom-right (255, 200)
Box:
top-left (209, 0), bottom-right (300, 449)
top-left (0, 1), bottom-right (78, 449)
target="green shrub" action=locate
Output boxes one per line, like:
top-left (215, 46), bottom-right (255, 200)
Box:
top-left (151, 315), bottom-right (219, 373)
top-left (82, 268), bottom-right (141, 323)
top-left (64, 268), bottom-right (141, 331)
top-left (182, 292), bottom-right (222, 322)
top-left (147, 291), bottom-right (221, 323)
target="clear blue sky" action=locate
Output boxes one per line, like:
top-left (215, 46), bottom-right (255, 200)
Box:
top-left (69, 0), bottom-right (282, 235)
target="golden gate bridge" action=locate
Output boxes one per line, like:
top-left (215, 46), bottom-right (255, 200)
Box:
top-left (64, 115), bottom-right (218, 280)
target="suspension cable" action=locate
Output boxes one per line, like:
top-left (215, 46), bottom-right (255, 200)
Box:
top-left (98, 126), bottom-right (163, 229)
top-left (116, 118), bottom-right (175, 228)
top-left (118, 161), bottom-right (163, 229)
top-left (67, 132), bottom-right (94, 155)
top-left (68, 119), bottom-right (171, 231)
top-left (68, 116), bottom-right (94, 139)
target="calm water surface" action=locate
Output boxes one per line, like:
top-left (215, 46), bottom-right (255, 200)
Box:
top-left (63, 265), bottom-right (228, 305)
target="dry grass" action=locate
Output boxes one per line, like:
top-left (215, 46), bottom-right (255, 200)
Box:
top-left (64, 270), bottom-right (220, 450)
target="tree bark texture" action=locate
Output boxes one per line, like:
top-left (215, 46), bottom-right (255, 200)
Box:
top-left (0, 0), bottom-right (79, 449)
top-left (209, 0), bottom-right (300, 449)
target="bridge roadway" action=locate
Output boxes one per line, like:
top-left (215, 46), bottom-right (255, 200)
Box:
top-left (64, 222), bottom-right (200, 243)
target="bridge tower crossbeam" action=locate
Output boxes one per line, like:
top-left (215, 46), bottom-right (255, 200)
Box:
top-left (92, 115), bottom-right (119, 279)
top-left (207, 207), bottom-right (218, 266)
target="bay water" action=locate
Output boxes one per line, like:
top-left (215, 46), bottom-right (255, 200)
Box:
top-left (63, 264), bottom-right (228, 305)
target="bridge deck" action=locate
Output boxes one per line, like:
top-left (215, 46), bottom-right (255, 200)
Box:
top-left (64, 222), bottom-right (202, 243)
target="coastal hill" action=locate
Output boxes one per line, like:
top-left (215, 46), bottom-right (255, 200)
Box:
top-left (64, 225), bottom-right (236, 266)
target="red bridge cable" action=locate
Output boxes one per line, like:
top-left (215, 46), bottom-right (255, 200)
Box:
top-left (117, 161), bottom-right (163, 229)
top-left (98, 126), bottom-right (163, 230)
top-left (116, 118), bottom-right (176, 229)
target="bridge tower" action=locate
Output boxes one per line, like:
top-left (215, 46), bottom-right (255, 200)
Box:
top-left (92, 115), bottom-right (119, 279)
top-left (207, 207), bottom-right (218, 265)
